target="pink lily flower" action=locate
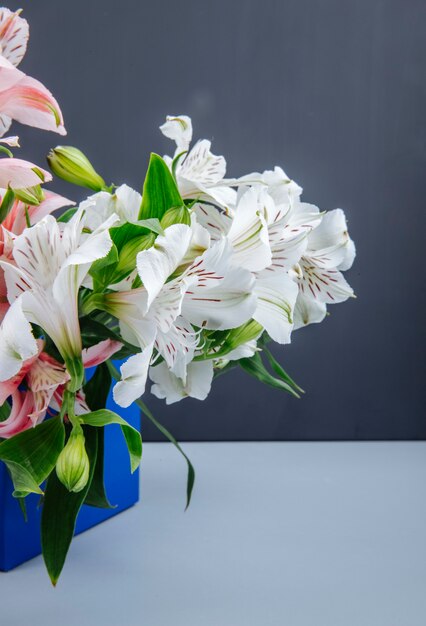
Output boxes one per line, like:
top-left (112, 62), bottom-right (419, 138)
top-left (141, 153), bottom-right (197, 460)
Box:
top-left (0, 339), bottom-right (122, 439)
top-left (0, 156), bottom-right (51, 189)
top-left (0, 390), bottom-right (35, 439)
top-left (0, 9), bottom-right (65, 137)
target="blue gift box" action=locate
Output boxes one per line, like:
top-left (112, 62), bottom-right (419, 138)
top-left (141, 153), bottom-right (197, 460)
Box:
top-left (0, 362), bottom-right (140, 571)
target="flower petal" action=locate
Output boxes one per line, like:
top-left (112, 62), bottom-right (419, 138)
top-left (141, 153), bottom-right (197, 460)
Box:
top-left (150, 360), bottom-right (213, 404)
top-left (0, 157), bottom-right (51, 189)
top-left (113, 343), bottom-right (154, 408)
top-left (0, 8), bottom-right (29, 67)
top-left (82, 339), bottom-right (122, 368)
top-left (253, 273), bottom-right (298, 344)
top-left (160, 115), bottom-right (192, 151)
top-left (136, 223), bottom-right (192, 310)
top-left (182, 239), bottom-right (256, 330)
top-left (227, 187), bottom-right (272, 272)
top-left (0, 297), bottom-right (38, 381)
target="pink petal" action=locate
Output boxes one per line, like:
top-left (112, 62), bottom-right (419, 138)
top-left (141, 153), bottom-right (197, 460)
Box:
top-left (0, 390), bottom-right (34, 439)
top-left (0, 74), bottom-right (66, 135)
top-left (2, 190), bottom-right (73, 234)
top-left (0, 157), bottom-right (51, 189)
top-left (82, 339), bottom-right (122, 368)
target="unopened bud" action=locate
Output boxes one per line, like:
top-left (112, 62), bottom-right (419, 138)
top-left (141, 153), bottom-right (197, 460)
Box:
top-left (47, 146), bottom-right (106, 191)
top-left (14, 185), bottom-right (45, 206)
top-left (160, 205), bottom-right (190, 229)
top-left (56, 427), bottom-right (90, 493)
top-left (114, 232), bottom-right (156, 282)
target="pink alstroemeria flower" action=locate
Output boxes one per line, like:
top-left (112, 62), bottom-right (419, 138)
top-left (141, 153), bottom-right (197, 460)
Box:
top-left (0, 189), bottom-right (73, 321)
top-left (0, 8), bottom-right (65, 137)
top-left (0, 339), bottom-right (122, 439)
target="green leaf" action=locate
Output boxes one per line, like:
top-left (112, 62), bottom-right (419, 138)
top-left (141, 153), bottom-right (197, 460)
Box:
top-left (239, 352), bottom-right (301, 398)
top-left (83, 364), bottom-right (115, 508)
top-left (0, 188), bottom-right (15, 223)
top-left (0, 401), bottom-right (11, 422)
top-left (137, 398), bottom-right (195, 510)
top-left (57, 207), bottom-right (78, 223)
top-left (139, 153), bottom-right (184, 221)
top-left (262, 346), bottom-right (304, 394)
top-left (0, 417), bottom-right (65, 497)
top-left (41, 426), bottom-right (98, 585)
top-left (106, 361), bottom-right (195, 510)
top-left (135, 218), bottom-right (165, 235)
top-left (80, 409), bottom-right (142, 473)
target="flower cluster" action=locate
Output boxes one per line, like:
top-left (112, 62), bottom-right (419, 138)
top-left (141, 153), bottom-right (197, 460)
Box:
top-left (64, 114), bottom-right (355, 409)
top-left (0, 7), bottom-right (355, 584)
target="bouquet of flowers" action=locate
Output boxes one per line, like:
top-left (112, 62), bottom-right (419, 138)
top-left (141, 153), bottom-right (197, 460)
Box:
top-left (0, 8), bottom-right (355, 584)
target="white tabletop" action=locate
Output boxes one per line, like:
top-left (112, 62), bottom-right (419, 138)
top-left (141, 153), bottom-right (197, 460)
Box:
top-left (2, 442), bottom-right (426, 626)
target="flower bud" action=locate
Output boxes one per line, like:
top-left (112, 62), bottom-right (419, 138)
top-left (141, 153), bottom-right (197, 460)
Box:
top-left (56, 427), bottom-right (90, 493)
top-left (160, 205), bottom-right (191, 229)
top-left (114, 232), bottom-right (156, 282)
top-left (14, 185), bottom-right (45, 206)
top-left (47, 146), bottom-right (106, 191)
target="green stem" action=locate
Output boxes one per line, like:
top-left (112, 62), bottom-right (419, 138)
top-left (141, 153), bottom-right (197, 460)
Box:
top-left (106, 360), bottom-right (195, 509)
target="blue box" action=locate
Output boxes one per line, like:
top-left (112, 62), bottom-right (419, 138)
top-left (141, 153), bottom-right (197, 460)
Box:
top-left (0, 362), bottom-right (140, 571)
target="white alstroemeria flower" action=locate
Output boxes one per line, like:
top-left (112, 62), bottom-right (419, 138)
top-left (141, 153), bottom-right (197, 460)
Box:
top-left (79, 184), bottom-right (141, 231)
top-left (233, 166), bottom-right (303, 207)
top-left (293, 209), bottom-right (355, 329)
top-left (113, 342), bottom-right (155, 409)
top-left (0, 209), bottom-right (117, 386)
top-left (150, 360), bottom-right (214, 405)
top-left (159, 115), bottom-right (193, 152)
top-left (0, 297), bottom-right (38, 381)
top-left (223, 186), bottom-right (308, 345)
top-left (161, 114), bottom-right (236, 207)
top-left (109, 223), bottom-right (256, 407)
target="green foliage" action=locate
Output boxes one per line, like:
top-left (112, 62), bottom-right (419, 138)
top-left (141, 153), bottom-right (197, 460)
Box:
top-left (239, 351), bottom-right (302, 398)
top-left (0, 188), bottom-right (15, 222)
top-left (139, 153), bottom-right (184, 221)
top-left (83, 364), bottom-right (115, 508)
top-left (0, 417), bottom-right (65, 497)
top-left (41, 426), bottom-right (98, 585)
top-left (80, 409), bottom-right (142, 473)
top-left (106, 361), bottom-right (195, 510)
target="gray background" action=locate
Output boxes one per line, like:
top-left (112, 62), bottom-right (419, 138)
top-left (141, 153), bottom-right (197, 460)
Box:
top-left (7, 0), bottom-right (425, 440)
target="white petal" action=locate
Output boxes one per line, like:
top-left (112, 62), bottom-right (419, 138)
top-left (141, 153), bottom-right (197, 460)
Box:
top-left (253, 273), bottom-right (298, 344)
top-left (182, 239), bottom-right (256, 330)
top-left (179, 139), bottom-right (226, 187)
top-left (227, 187), bottom-right (272, 272)
top-left (0, 8), bottom-right (29, 67)
top-left (337, 238), bottom-right (356, 271)
top-left (113, 343), bottom-right (154, 408)
top-left (193, 201), bottom-right (233, 241)
top-left (136, 224), bottom-right (192, 310)
top-left (299, 258), bottom-right (354, 304)
top-left (293, 292), bottom-right (327, 329)
top-left (160, 115), bottom-right (193, 151)
top-left (0, 298), bottom-right (37, 381)
top-left (150, 360), bottom-right (213, 404)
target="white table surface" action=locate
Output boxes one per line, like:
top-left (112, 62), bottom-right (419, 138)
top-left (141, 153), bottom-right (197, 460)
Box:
top-left (1, 442), bottom-right (426, 626)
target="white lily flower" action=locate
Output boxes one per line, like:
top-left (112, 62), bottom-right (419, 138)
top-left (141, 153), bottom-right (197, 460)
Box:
top-left (159, 115), bottom-right (193, 152)
top-left (113, 342), bottom-right (155, 408)
top-left (0, 208), bottom-right (117, 387)
top-left (108, 220), bottom-right (256, 407)
top-left (79, 184), bottom-right (141, 231)
top-left (293, 208), bottom-right (355, 329)
top-left (161, 114), bottom-right (236, 207)
top-left (150, 359), bottom-right (214, 405)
